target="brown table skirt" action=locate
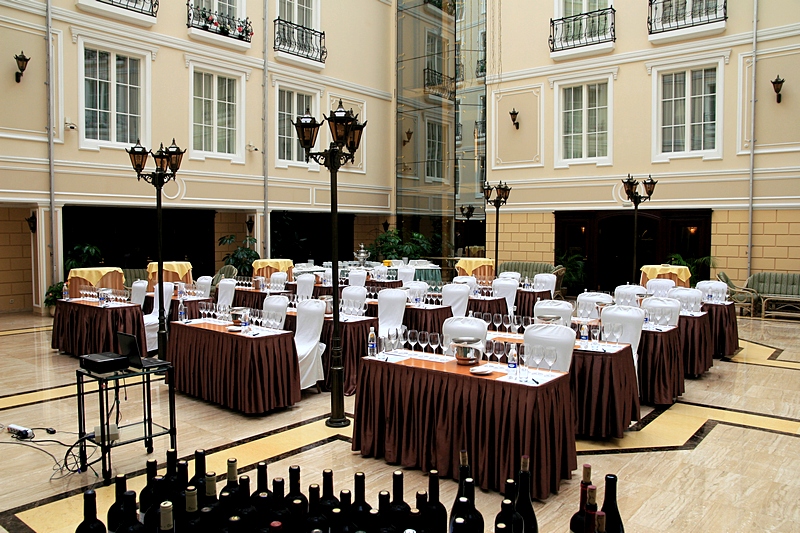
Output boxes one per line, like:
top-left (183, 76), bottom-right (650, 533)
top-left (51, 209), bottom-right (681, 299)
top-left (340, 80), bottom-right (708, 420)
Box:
top-left (51, 300), bottom-right (147, 357)
top-left (516, 289), bottom-right (554, 318)
top-left (638, 328), bottom-right (684, 405)
top-left (678, 313), bottom-right (714, 375)
top-left (702, 302), bottom-right (740, 358)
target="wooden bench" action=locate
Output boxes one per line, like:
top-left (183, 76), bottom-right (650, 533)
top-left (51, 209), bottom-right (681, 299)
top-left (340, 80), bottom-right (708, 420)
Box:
top-left (745, 272), bottom-right (800, 319)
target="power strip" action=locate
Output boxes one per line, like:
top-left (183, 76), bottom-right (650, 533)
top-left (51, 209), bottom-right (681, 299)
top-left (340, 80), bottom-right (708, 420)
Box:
top-left (93, 424), bottom-right (120, 444)
top-left (7, 424), bottom-right (34, 439)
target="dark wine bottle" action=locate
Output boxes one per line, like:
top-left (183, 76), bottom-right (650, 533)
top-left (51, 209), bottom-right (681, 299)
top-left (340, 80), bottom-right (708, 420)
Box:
top-left (165, 449), bottom-right (179, 495)
top-left (377, 490), bottom-right (394, 533)
top-left (390, 470), bottom-right (411, 529)
top-left (600, 474), bottom-right (623, 533)
top-left (225, 515), bottom-right (243, 533)
top-left (202, 471), bottom-right (219, 508)
top-left (139, 460), bottom-right (158, 517)
top-left (225, 458), bottom-right (241, 502)
top-left (330, 507), bottom-right (357, 533)
top-left (462, 478), bottom-right (484, 533)
top-left (159, 502), bottom-right (174, 533)
top-left (514, 456), bottom-right (538, 533)
top-left (218, 491), bottom-right (235, 526)
top-left (351, 472), bottom-right (372, 529)
top-left (76, 490), bottom-right (106, 533)
top-left (569, 464), bottom-right (592, 533)
top-left (236, 476), bottom-right (258, 527)
top-left (268, 520), bottom-right (283, 532)
top-left (584, 486), bottom-right (598, 533)
top-left (289, 498), bottom-right (307, 530)
top-left (451, 450), bottom-right (470, 512)
top-left (407, 508), bottom-right (423, 533)
top-left (596, 511), bottom-right (606, 533)
top-left (448, 498), bottom-right (470, 533)
top-left (367, 508), bottom-right (381, 532)
top-left (184, 486), bottom-right (199, 526)
top-left (494, 499), bottom-right (523, 533)
top-left (319, 469), bottom-right (340, 519)
top-left (253, 462), bottom-right (272, 499)
top-left (106, 474), bottom-right (127, 532)
top-left (307, 484), bottom-right (329, 532)
top-left (173, 460), bottom-right (189, 525)
top-left (496, 523), bottom-right (508, 532)
top-left (271, 478), bottom-right (292, 526)
top-left (286, 466), bottom-right (308, 512)
top-left (118, 491), bottom-right (144, 533)
top-left (423, 470), bottom-right (447, 533)
top-left (143, 476), bottom-right (167, 533)
top-left (451, 517), bottom-right (469, 533)
top-left (188, 449), bottom-right (206, 490)
top-left (415, 490), bottom-right (427, 513)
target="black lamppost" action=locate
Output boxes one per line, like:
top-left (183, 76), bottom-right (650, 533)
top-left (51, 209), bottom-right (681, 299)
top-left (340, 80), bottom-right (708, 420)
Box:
top-left (483, 181), bottom-right (511, 274)
top-left (459, 205), bottom-right (475, 257)
top-left (622, 174), bottom-right (658, 283)
top-left (127, 139), bottom-right (185, 360)
top-left (294, 100), bottom-right (366, 428)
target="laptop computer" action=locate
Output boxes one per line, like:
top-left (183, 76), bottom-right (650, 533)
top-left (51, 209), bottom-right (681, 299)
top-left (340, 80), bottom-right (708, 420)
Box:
top-left (116, 332), bottom-right (170, 369)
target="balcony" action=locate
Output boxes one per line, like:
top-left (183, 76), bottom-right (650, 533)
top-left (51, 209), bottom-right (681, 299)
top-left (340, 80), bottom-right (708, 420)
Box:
top-left (474, 120), bottom-right (485, 140)
top-left (424, 0), bottom-right (456, 16)
top-left (96, 0), bottom-right (157, 16)
top-left (274, 18), bottom-right (328, 65)
top-left (648, 0), bottom-right (727, 42)
top-left (455, 123), bottom-right (462, 143)
top-left (424, 67), bottom-right (455, 101)
top-left (187, 2), bottom-right (253, 43)
top-left (475, 59), bottom-right (486, 78)
top-left (455, 61), bottom-right (465, 83)
top-left (549, 7), bottom-right (615, 55)
top-left (76, 0), bottom-right (157, 25)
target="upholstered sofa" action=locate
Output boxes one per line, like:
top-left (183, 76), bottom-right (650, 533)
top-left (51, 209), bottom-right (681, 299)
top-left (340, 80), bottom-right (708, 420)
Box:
top-left (498, 261), bottom-right (566, 299)
top-left (122, 268), bottom-right (149, 290)
top-left (745, 272), bottom-right (800, 319)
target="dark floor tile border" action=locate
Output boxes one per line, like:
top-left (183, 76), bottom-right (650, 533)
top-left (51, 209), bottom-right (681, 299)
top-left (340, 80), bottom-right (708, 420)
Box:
top-left (738, 337), bottom-right (786, 360)
top-left (626, 406), bottom-right (668, 432)
top-left (720, 354), bottom-right (800, 371)
top-left (677, 399), bottom-right (800, 423)
top-left (0, 326), bottom-right (53, 337)
top-left (577, 420), bottom-right (719, 456)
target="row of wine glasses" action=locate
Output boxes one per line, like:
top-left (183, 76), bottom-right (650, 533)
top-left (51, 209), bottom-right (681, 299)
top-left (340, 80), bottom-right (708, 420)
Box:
top-left (198, 302), bottom-right (232, 322)
top-left (340, 299), bottom-right (368, 317)
top-left (644, 307), bottom-right (672, 327)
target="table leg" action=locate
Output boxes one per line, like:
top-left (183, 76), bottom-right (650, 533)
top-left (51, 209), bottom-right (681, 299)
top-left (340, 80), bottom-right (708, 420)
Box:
top-left (76, 372), bottom-right (87, 472)
top-left (167, 367), bottom-right (177, 449)
top-left (97, 380), bottom-right (111, 484)
top-left (144, 373), bottom-right (154, 453)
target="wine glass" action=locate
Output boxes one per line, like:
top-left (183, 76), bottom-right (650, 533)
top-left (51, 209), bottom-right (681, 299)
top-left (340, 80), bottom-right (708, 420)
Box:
top-left (503, 315), bottom-right (512, 333)
top-left (482, 313), bottom-right (492, 329)
top-left (418, 331), bottom-right (429, 353)
top-left (590, 325), bottom-right (600, 348)
top-left (407, 329), bottom-right (418, 352)
top-left (653, 307), bottom-right (663, 327)
top-left (612, 323), bottom-right (623, 346)
top-left (603, 323), bottom-right (613, 345)
top-left (512, 316), bottom-right (522, 334)
top-left (517, 343), bottom-right (528, 382)
top-left (493, 313), bottom-right (503, 332)
top-left (531, 345), bottom-right (544, 373)
top-left (429, 332), bottom-right (440, 355)
top-left (397, 328), bottom-right (407, 350)
top-left (485, 340), bottom-right (495, 361)
top-left (544, 347), bottom-right (558, 372)
top-left (442, 333), bottom-right (451, 356)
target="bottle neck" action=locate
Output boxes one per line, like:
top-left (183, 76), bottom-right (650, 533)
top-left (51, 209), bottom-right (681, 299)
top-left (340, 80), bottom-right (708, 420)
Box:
top-left (115, 477), bottom-right (127, 500)
top-left (83, 492), bottom-right (97, 521)
top-left (289, 468), bottom-right (300, 491)
top-left (392, 473), bottom-right (404, 503)
top-left (323, 472), bottom-right (334, 497)
top-left (428, 472), bottom-right (439, 502)
top-left (195, 453), bottom-right (206, 479)
top-left (257, 463), bottom-right (268, 492)
top-left (273, 478), bottom-right (285, 500)
top-left (354, 474), bottom-right (366, 502)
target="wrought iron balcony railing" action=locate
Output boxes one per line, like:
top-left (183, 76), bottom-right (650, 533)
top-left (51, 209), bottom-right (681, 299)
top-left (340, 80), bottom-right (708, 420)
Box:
top-left (424, 67), bottom-right (455, 101)
top-left (187, 2), bottom-right (253, 42)
top-left (476, 59), bottom-right (486, 78)
top-left (474, 120), bottom-right (485, 139)
top-left (424, 0), bottom-right (456, 16)
top-left (274, 18), bottom-right (327, 64)
top-left (455, 61), bottom-right (465, 82)
top-left (648, 0), bottom-right (726, 34)
top-left (96, 0), bottom-right (158, 17)
top-left (455, 122), bottom-right (462, 143)
top-left (549, 7), bottom-right (615, 52)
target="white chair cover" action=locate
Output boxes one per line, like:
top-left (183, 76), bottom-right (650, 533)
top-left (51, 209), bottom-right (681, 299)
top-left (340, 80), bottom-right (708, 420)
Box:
top-left (216, 278), bottom-right (237, 308)
top-left (262, 295), bottom-right (289, 329)
top-left (372, 265), bottom-right (388, 279)
top-left (294, 299), bottom-right (326, 390)
top-left (144, 281), bottom-right (174, 353)
top-left (390, 260), bottom-right (405, 268)
top-left (131, 280), bottom-right (148, 306)
top-left (696, 280), bottom-right (728, 302)
top-left (342, 285), bottom-right (368, 313)
top-left (397, 267), bottom-right (416, 286)
top-left (600, 305), bottom-right (645, 375)
top-left (378, 288), bottom-right (407, 338)
top-left (296, 274), bottom-right (316, 300)
top-left (499, 271), bottom-right (521, 281)
top-left (492, 278), bottom-right (519, 316)
top-left (533, 273), bottom-right (557, 298)
top-left (614, 284), bottom-right (647, 307)
top-left (667, 287), bottom-right (703, 313)
top-left (576, 292), bottom-right (614, 319)
top-left (533, 299), bottom-right (573, 326)
top-left (442, 283), bottom-right (470, 318)
top-left (453, 276), bottom-right (478, 292)
top-left (406, 281), bottom-right (428, 304)
top-left (270, 272), bottom-right (288, 290)
top-left (348, 270), bottom-right (368, 287)
top-left (523, 324), bottom-right (575, 373)
top-left (195, 276), bottom-right (213, 298)
top-left (641, 297), bottom-right (681, 326)
top-left (442, 317), bottom-right (488, 355)
top-left (646, 278), bottom-right (676, 297)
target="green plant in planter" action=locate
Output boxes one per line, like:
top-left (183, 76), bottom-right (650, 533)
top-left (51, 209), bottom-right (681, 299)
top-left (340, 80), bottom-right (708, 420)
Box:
top-left (64, 243), bottom-right (102, 275)
top-left (218, 234), bottom-right (260, 276)
top-left (555, 249), bottom-right (586, 293)
top-left (45, 281), bottom-right (64, 308)
top-left (666, 253), bottom-right (716, 286)
top-left (367, 229), bottom-right (432, 261)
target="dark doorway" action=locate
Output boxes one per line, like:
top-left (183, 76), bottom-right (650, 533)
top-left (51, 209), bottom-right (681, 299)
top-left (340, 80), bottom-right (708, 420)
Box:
top-left (270, 211), bottom-right (355, 264)
top-left (62, 206), bottom-right (216, 276)
top-left (597, 213), bottom-right (660, 290)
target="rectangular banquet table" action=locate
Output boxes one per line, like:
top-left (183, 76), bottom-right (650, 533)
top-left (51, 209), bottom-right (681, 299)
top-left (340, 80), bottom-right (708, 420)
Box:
top-left (467, 296), bottom-right (509, 327)
top-left (637, 326), bottom-right (684, 405)
top-left (143, 295), bottom-right (212, 322)
top-left (51, 299), bottom-right (147, 356)
top-left (677, 312), bottom-right (714, 376)
top-left (232, 288), bottom-right (289, 309)
top-left (701, 302), bottom-right (740, 358)
top-left (147, 261), bottom-right (193, 290)
top-left (166, 321), bottom-right (301, 414)
top-left (515, 289), bottom-right (554, 318)
top-left (252, 259), bottom-right (294, 280)
top-left (365, 301), bottom-right (453, 335)
top-left (67, 267), bottom-right (125, 298)
top-left (352, 355), bottom-right (576, 499)
top-left (454, 258), bottom-right (495, 278)
top-left (284, 312), bottom-right (377, 396)
top-left (639, 264), bottom-right (691, 288)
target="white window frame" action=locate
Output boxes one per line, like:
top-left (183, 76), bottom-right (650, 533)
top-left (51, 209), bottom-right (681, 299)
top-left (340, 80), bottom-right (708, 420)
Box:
top-left (551, 69), bottom-right (615, 169)
top-left (425, 120), bottom-right (447, 183)
top-left (648, 54), bottom-right (725, 163)
top-left (77, 36), bottom-right (151, 152)
top-left (274, 0), bottom-right (323, 70)
top-left (187, 58), bottom-right (247, 164)
top-left (426, 30), bottom-right (445, 74)
top-left (273, 80), bottom-right (321, 170)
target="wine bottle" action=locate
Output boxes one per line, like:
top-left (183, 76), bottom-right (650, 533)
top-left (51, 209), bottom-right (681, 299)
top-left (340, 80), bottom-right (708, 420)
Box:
top-left (139, 460), bottom-right (158, 518)
top-left (225, 515), bottom-right (243, 533)
top-left (271, 478), bottom-right (292, 526)
top-left (143, 476), bottom-right (167, 532)
top-left (319, 469), bottom-right (341, 519)
top-left (390, 470), bottom-right (411, 529)
top-left (165, 449), bottom-right (179, 495)
top-left (414, 490), bottom-right (427, 513)
top-left (496, 523), bottom-right (508, 532)
top-left (514, 456), bottom-right (538, 533)
top-left (330, 507), bottom-right (358, 533)
top-left (407, 508), bottom-right (423, 533)
top-left (376, 490), bottom-right (394, 533)
top-left (494, 499), bottom-right (523, 533)
top-left (289, 498), bottom-right (307, 530)
top-left (76, 490), bottom-right (106, 533)
top-left (351, 472), bottom-right (372, 529)
top-left (225, 458), bottom-right (241, 502)
top-left (595, 511), bottom-right (606, 533)
top-left (268, 521), bottom-right (283, 532)
top-left (451, 517), bottom-right (468, 533)
top-left (600, 474), bottom-right (623, 533)
top-left (203, 471), bottom-right (219, 508)
top-left (569, 464), bottom-right (592, 533)
top-left (253, 462), bottom-right (272, 499)
top-left (423, 470), bottom-right (447, 533)
top-left (462, 478), bottom-right (484, 533)
top-left (367, 508), bottom-right (381, 533)
top-left (159, 502), bottom-right (174, 533)
top-left (236, 476), bottom-right (258, 527)
top-left (174, 460), bottom-right (189, 525)
top-left (307, 484), bottom-right (329, 532)
top-left (451, 451), bottom-right (470, 512)
top-left (286, 466), bottom-right (308, 512)
top-left (188, 449), bottom-right (206, 490)
top-left (218, 491), bottom-right (235, 526)
top-left (184, 486), bottom-right (199, 527)
top-left (584, 486), bottom-right (598, 533)
top-left (107, 474), bottom-right (127, 532)
top-left (118, 491), bottom-right (144, 533)
top-left (448, 498), bottom-right (470, 533)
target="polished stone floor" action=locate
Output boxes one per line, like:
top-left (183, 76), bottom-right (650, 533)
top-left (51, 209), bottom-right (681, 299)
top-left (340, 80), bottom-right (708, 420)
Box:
top-left (0, 312), bottom-right (798, 532)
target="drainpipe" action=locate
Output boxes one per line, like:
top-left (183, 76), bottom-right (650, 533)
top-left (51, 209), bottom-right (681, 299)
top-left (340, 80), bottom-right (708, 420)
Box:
top-left (747, 0), bottom-right (758, 278)
top-left (262, 0), bottom-right (270, 258)
top-left (46, 0), bottom-right (56, 285)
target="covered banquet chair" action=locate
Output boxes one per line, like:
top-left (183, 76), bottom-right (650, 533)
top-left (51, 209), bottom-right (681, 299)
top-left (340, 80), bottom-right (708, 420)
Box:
top-left (342, 285), bottom-right (368, 315)
top-left (641, 297), bottom-right (681, 326)
top-left (576, 291), bottom-right (613, 319)
top-left (216, 278), bottom-right (237, 308)
top-left (499, 271), bottom-right (521, 281)
top-left (296, 274), bottom-right (316, 300)
top-left (144, 281), bottom-right (174, 353)
top-left (442, 316), bottom-right (488, 355)
top-left (646, 278), bottom-right (676, 298)
top-left (696, 280), bottom-right (728, 302)
top-left (131, 280), bottom-right (148, 307)
top-left (492, 278), bottom-right (519, 316)
top-left (523, 324), bottom-right (576, 373)
top-left (614, 284), bottom-right (646, 307)
top-left (270, 271), bottom-right (288, 291)
top-left (397, 266), bottom-right (416, 286)
top-left (378, 288), bottom-right (407, 338)
top-left (262, 295), bottom-right (289, 329)
top-left (533, 273), bottom-right (557, 298)
top-left (453, 275), bottom-right (478, 292)
top-left (294, 299), bottom-right (327, 390)
top-left (600, 304), bottom-right (645, 374)
top-left (442, 283), bottom-right (470, 318)
top-left (667, 287), bottom-right (704, 313)
top-left (348, 270), bottom-right (368, 287)
top-left (195, 276), bottom-right (213, 298)
top-left (533, 299), bottom-right (573, 326)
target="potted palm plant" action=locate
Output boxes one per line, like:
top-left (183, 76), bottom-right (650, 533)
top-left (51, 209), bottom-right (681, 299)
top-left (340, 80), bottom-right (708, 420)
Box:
top-left (44, 281), bottom-right (64, 316)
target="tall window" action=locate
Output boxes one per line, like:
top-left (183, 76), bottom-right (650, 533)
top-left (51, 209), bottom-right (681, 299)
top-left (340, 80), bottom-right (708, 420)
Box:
top-left (84, 48), bottom-right (140, 144)
top-left (426, 33), bottom-right (444, 73)
top-left (661, 67), bottom-right (716, 153)
top-left (278, 88), bottom-right (312, 162)
top-left (279, 0), bottom-right (312, 25)
top-left (193, 71), bottom-right (237, 154)
top-left (563, 0), bottom-right (610, 39)
top-left (426, 122), bottom-right (445, 180)
top-left (198, 0), bottom-right (237, 17)
top-left (562, 82), bottom-right (608, 159)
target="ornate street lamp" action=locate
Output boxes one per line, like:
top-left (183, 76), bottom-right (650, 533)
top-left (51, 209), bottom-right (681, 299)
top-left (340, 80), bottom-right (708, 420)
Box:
top-left (484, 181), bottom-right (512, 275)
top-left (126, 139), bottom-right (185, 360)
top-left (294, 100), bottom-right (366, 428)
top-left (622, 174), bottom-right (658, 283)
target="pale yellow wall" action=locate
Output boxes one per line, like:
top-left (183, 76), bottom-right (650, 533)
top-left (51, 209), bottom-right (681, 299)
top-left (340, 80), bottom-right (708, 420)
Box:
top-left (0, 207), bottom-right (34, 313)
top-left (486, 211), bottom-right (555, 265)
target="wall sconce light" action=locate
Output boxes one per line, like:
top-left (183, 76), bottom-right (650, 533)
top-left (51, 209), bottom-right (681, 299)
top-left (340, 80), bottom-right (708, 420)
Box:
top-left (688, 226), bottom-right (697, 234)
top-left (14, 51), bottom-right (30, 83)
top-left (246, 142), bottom-right (259, 152)
top-left (771, 75), bottom-right (785, 103)
top-left (246, 217), bottom-right (255, 234)
top-left (402, 129), bottom-right (413, 146)
top-left (509, 108), bottom-right (520, 129)
top-left (382, 220), bottom-right (390, 232)
top-left (25, 213), bottom-right (36, 233)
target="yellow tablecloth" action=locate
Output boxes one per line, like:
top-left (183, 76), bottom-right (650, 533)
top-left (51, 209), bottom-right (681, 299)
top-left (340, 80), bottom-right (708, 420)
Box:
top-left (147, 261), bottom-right (193, 279)
top-left (67, 267), bottom-right (124, 286)
top-left (640, 264), bottom-right (692, 288)
top-left (252, 259), bottom-right (294, 272)
top-left (455, 258), bottom-right (495, 276)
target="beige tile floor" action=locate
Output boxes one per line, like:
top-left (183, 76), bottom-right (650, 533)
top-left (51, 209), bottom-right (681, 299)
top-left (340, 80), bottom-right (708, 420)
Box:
top-left (0, 313), bottom-right (798, 532)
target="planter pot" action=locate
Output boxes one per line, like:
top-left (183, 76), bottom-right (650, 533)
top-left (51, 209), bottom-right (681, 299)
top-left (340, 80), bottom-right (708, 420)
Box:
top-left (48, 306), bottom-right (55, 317)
